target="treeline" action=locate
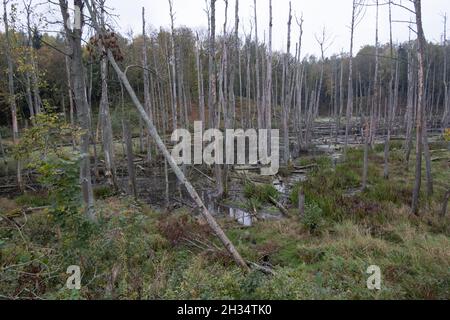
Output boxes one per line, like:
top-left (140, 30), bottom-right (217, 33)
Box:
top-left (1, 20), bottom-right (449, 132)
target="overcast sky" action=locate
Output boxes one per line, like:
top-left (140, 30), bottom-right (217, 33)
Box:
top-left (1, 0), bottom-right (448, 57)
top-left (102, 0), bottom-right (448, 57)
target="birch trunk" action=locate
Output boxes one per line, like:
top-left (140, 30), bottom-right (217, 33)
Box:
top-left (412, 0), bottom-right (426, 215)
top-left (3, 0), bottom-right (24, 193)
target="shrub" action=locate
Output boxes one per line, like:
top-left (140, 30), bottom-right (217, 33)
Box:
top-left (244, 183), bottom-right (280, 203)
top-left (15, 193), bottom-right (51, 208)
top-left (94, 186), bottom-right (116, 200)
top-left (302, 202), bottom-right (325, 233)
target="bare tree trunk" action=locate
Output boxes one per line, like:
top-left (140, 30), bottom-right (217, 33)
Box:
top-left (59, 0), bottom-right (95, 221)
top-left (24, 0), bottom-right (42, 115)
top-left (85, 0), bottom-right (248, 270)
top-left (281, 1), bottom-right (291, 163)
top-left (384, 0), bottom-right (395, 179)
top-left (412, 0), bottom-right (426, 215)
top-left (443, 14), bottom-right (449, 130)
top-left (195, 33), bottom-right (206, 124)
top-left (3, 0), bottom-right (24, 193)
top-left (25, 73), bottom-right (35, 121)
top-left (245, 29), bottom-right (252, 129)
top-left (266, 0), bottom-right (274, 154)
top-left (294, 16), bottom-right (304, 153)
top-left (253, 0), bottom-right (263, 130)
top-left (337, 53), bottom-right (344, 143)
top-left (123, 120), bottom-right (137, 199)
top-left (168, 0), bottom-right (178, 131)
top-left (441, 190), bottom-right (450, 217)
top-left (0, 130), bottom-right (6, 169)
top-left (107, 48), bottom-right (248, 269)
top-left (344, 0), bottom-right (362, 155)
top-left (405, 30), bottom-right (415, 167)
top-left (142, 7), bottom-right (154, 165)
top-left (207, 0), bottom-right (224, 197)
top-left (97, 0), bottom-right (118, 190)
top-left (99, 56), bottom-right (117, 189)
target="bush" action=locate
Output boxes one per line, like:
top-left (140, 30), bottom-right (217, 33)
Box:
top-left (302, 202), bottom-right (325, 233)
top-left (94, 186), bottom-right (116, 200)
top-left (244, 183), bottom-right (280, 203)
top-left (15, 193), bottom-right (51, 208)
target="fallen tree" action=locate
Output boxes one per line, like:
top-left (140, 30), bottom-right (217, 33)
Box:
top-left (84, 0), bottom-right (249, 271)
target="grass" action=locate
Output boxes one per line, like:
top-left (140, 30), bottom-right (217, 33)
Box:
top-left (0, 139), bottom-right (449, 300)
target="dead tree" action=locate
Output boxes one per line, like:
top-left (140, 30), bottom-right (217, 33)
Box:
top-left (266, 0), bottom-right (274, 150)
top-left (411, 0), bottom-right (426, 215)
top-left (294, 15), bottom-right (304, 153)
top-left (364, 0), bottom-right (380, 189)
top-left (253, 0), bottom-right (263, 129)
top-left (142, 7), bottom-right (154, 164)
top-left (384, 0), bottom-right (395, 179)
top-left (123, 120), bottom-right (137, 199)
top-left (168, 0), bottom-right (178, 131)
top-left (97, 0), bottom-right (118, 190)
top-left (443, 14), bottom-right (449, 130)
top-left (404, 24), bottom-right (415, 166)
top-left (345, 0), bottom-right (365, 154)
top-left (59, 0), bottom-right (95, 221)
top-left (281, 2), bottom-right (291, 163)
top-left (3, 0), bottom-right (24, 193)
top-left (23, 0), bottom-right (42, 115)
top-left (85, 0), bottom-right (248, 272)
top-left (195, 32), bottom-right (206, 124)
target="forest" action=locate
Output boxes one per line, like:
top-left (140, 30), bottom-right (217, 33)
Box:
top-left (0, 0), bottom-right (449, 300)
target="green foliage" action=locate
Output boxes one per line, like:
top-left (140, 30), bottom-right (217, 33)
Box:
top-left (443, 128), bottom-right (450, 142)
top-left (244, 183), bottom-right (280, 203)
top-left (36, 152), bottom-right (82, 221)
top-left (15, 193), bottom-right (51, 208)
top-left (14, 112), bottom-right (82, 161)
top-left (14, 113), bottom-right (84, 222)
top-left (94, 186), bottom-right (116, 200)
top-left (302, 202), bottom-right (325, 233)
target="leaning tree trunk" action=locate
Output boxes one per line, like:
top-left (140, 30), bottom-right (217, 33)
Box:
top-left (85, 0), bottom-right (248, 271)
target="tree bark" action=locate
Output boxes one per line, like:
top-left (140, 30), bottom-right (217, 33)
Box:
top-left (142, 7), bottom-right (154, 165)
top-left (411, 0), bottom-right (426, 215)
top-left (123, 120), bottom-right (137, 199)
top-left (168, 0), bottom-right (178, 131)
top-left (59, 0), bottom-right (95, 221)
top-left (3, 0), bottom-right (24, 193)
top-left (281, 1), bottom-right (291, 163)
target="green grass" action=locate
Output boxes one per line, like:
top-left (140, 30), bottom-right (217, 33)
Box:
top-left (0, 140), bottom-right (449, 300)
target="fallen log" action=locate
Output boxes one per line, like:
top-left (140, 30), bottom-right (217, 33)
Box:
top-left (268, 196), bottom-right (289, 216)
